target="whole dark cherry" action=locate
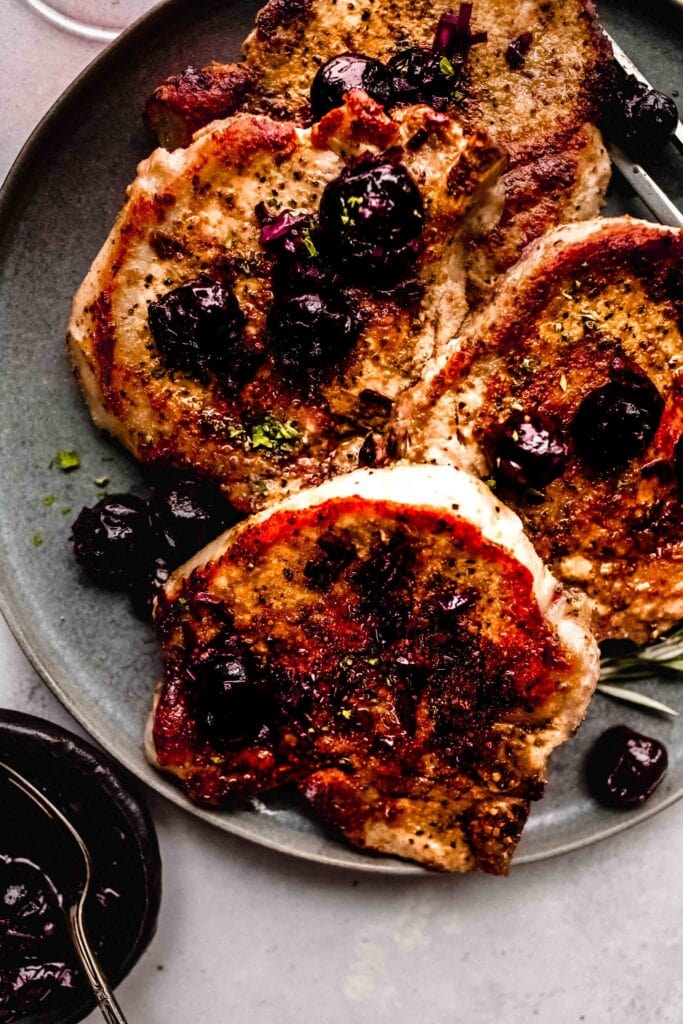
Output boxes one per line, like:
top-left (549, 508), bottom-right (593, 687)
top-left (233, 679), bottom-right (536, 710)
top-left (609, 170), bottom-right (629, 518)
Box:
top-left (571, 363), bottom-right (663, 471)
top-left (128, 556), bottom-right (171, 621)
top-left (388, 47), bottom-right (459, 108)
top-left (605, 67), bottom-right (678, 155)
top-left (71, 495), bottom-right (153, 589)
top-left (267, 291), bottom-right (361, 372)
top-left (493, 410), bottom-right (568, 489)
top-left (319, 152), bottom-right (425, 281)
top-left (586, 725), bottom-right (668, 809)
top-left (195, 656), bottom-right (275, 748)
top-left (149, 476), bottom-right (239, 563)
top-left (147, 277), bottom-right (247, 382)
top-left (310, 54), bottom-right (394, 119)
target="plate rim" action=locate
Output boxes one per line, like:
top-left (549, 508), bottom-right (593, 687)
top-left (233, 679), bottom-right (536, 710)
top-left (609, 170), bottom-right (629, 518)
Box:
top-left (1, 0), bottom-right (682, 876)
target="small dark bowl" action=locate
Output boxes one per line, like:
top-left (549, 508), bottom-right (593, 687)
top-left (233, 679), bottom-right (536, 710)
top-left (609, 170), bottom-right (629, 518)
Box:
top-left (0, 710), bottom-right (162, 1024)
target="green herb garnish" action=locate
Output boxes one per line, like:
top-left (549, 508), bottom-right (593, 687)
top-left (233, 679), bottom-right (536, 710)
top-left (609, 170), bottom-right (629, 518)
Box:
top-left (439, 56), bottom-right (456, 78)
top-left (54, 449), bottom-right (80, 472)
top-left (250, 417), bottom-right (301, 451)
top-left (597, 683), bottom-right (678, 718)
top-left (339, 195), bottom-right (364, 227)
top-left (41, 495), bottom-right (55, 507)
top-left (596, 626), bottom-right (683, 717)
top-left (301, 228), bottom-right (319, 259)
top-left (32, 533), bottom-right (43, 548)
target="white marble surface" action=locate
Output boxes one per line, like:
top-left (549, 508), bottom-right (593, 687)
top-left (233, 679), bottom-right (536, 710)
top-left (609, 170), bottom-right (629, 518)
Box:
top-left (2, 2), bottom-right (683, 1021)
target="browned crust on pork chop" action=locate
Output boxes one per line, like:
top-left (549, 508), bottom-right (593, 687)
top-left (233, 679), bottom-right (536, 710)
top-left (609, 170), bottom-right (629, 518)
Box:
top-left (394, 218), bottom-right (683, 644)
top-left (143, 0), bottom-right (612, 276)
top-left (69, 96), bottom-right (503, 513)
top-left (148, 466), bottom-right (598, 872)
top-left (143, 62), bottom-right (255, 149)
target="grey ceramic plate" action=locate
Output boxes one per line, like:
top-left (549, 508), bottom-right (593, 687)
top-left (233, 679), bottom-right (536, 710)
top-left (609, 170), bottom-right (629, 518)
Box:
top-left (0, 0), bottom-right (682, 875)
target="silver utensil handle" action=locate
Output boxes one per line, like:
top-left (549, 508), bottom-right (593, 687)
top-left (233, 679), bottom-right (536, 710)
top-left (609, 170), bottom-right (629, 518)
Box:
top-left (608, 142), bottom-right (683, 227)
top-left (68, 903), bottom-right (129, 1024)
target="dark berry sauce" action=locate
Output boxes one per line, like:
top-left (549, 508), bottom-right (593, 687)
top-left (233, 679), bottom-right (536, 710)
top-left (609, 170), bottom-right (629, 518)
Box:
top-left (319, 151), bottom-right (425, 282)
top-left (505, 32), bottom-right (533, 70)
top-left (149, 476), bottom-right (239, 564)
top-left (388, 48), bottom-right (459, 109)
top-left (586, 724), bottom-right (668, 809)
top-left (266, 291), bottom-right (361, 373)
top-left (310, 54), bottom-right (393, 120)
top-left (604, 64), bottom-right (678, 156)
top-left (0, 713), bottom-right (160, 1024)
top-left (71, 475), bottom-right (241, 621)
top-left (71, 496), bottom-right (152, 590)
top-left (571, 360), bottom-right (663, 472)
top-left (147, 276), bottom-right (248, 384)
top-left (190, 628), bottom-right (278, 749)
top-left (492, 409), bottom-right (568, 489)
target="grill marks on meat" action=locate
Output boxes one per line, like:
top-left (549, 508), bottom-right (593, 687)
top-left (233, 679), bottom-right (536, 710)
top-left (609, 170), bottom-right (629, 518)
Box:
top-left (394, 219), bottom-right (683, 644)
top-left (69, 96), bottom-right (503, 514)
top-left (148, 466), bottom-right (599, 872)
top-left (144, 0), bottom-right (612, 278)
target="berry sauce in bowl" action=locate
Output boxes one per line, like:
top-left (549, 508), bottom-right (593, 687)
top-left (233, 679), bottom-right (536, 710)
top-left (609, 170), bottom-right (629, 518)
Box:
top-left (0, 710), bottom-right (161, 1024)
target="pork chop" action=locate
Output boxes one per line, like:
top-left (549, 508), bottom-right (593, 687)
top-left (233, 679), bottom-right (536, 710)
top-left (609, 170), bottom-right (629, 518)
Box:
top-left (69, 94), bottom-right (503, 513)
top-left (144, 0), bottom-right (612, 278)
top-left (394, 218), bottom-right (683, 644)
top-left (147, 464), bottom-right (599, 873)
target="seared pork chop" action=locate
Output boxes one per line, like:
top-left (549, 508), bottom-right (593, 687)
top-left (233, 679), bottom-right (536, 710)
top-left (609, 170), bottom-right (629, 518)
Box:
top-left (148, 464), bottom-right (599, 873)
top-left (145, 0), bottom-right (612, 278)
top-left (394, 218), bottom-right (683, 644)
top-left (69, 95), bottom-right (503, 513)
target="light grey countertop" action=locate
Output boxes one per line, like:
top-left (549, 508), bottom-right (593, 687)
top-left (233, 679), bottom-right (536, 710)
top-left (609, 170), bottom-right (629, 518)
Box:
top-left (1, 2), bottom-right (682, 1021)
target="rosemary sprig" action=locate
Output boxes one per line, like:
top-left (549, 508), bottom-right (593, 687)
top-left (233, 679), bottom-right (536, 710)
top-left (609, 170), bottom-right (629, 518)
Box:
top-left (600, 625), bottom-right (683, 680)
top-left (596, 625), bottom-right (683, 718)
top-left (597, 683), bottom-right (679, 718)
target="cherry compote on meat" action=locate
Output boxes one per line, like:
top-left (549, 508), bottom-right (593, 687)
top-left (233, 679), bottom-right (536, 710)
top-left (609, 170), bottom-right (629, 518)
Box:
top-left (571, 361), bottom-right (663, 472)
top-left (492, 410), bottom-right (568, 489)
top-left (267, 291), bottom-right (360, 373)
top-left (195, 654), bottom-right (275, 748)
top-left (586, 725), bottom-right (668, 809)
top-left (258, 209), bottom-right (320, 264)
top-left (310, 53), bottom-right (394, 120)
top-left (604, 66), bottom-right (678, 155)
top-left (149, 476), bottom-right (239, 563)
top-left (319, 152), bottom-right (425, 282)
top-left (304, 530), bottom-right (357, 590)
top-left (71, 495), bottom-right (152, 589)
top-left (147, 276), bottom-right (247, 383)
top-left (388, 47), bottom-right (460, 108)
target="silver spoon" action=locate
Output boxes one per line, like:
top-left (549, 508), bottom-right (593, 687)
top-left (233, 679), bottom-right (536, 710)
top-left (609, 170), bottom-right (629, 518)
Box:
top-left (0, 760), bottom-right (129, 1024)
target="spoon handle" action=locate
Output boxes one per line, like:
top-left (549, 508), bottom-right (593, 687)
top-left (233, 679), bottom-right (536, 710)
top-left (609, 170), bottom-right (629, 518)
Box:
top-left (68, 903), bottom-right (129, 1024)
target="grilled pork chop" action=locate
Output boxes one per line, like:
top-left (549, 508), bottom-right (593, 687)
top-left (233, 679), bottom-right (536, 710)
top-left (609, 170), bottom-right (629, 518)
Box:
top-left (144, 0), bottom-right (612, 279)
top-left (394, 218), bottom-right (683, 644)
top-left (148, 464), bottom-right (599, 873)
top-left (69, 95), bottom-right (503, 513)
